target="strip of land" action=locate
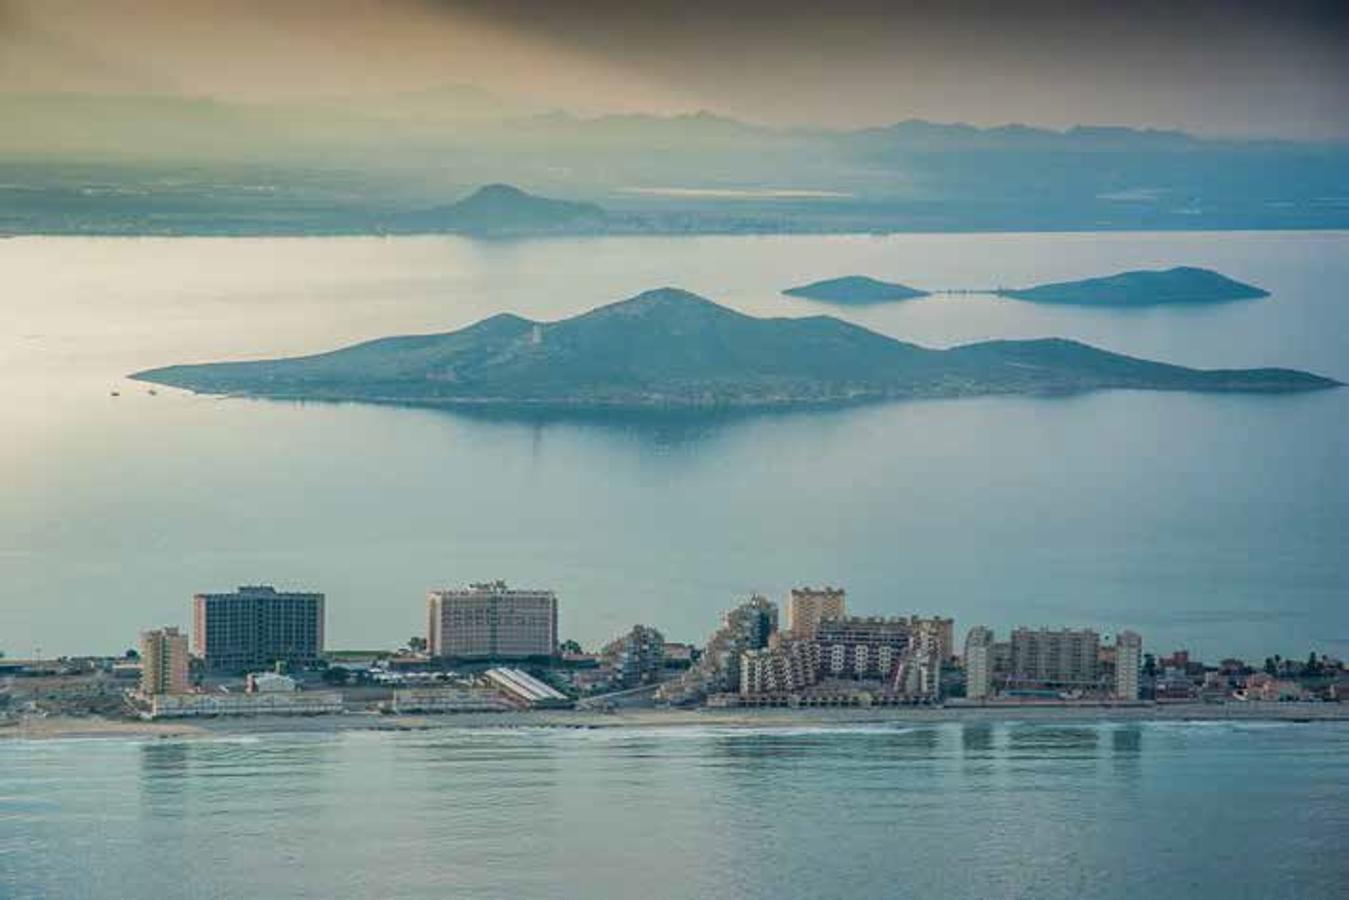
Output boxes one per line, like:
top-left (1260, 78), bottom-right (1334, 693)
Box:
top-left (4, 702), bottom-right (1343, 742)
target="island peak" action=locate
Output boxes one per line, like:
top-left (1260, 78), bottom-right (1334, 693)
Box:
top-left (783, 276), bottom-right (929, 304)
top-left (393, 183), bottom-right (606, 235)
top-left (999, 266), bottom-right (1269, 306)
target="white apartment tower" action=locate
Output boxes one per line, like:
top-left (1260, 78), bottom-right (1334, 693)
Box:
top-left (427, 581), bottom-right (558, 659)
top-left (1114, 631), bottom-right (1143, 701)
top-left (964, 626), bottom-right (995, 700)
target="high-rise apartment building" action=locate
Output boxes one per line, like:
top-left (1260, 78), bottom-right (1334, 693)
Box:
top-left (1008, 627), bottom-right (1101, 689)
top-left (601, 624), bottom-right (666, 688)
top-left (140, 626), bottom-right (190, 695)
top-left (427, 581), bottom-right (557, 659)
top-left (814, 616), bottom-right (911, 680)
top-left (910, 616), bottom-right (955, 661)
top-left (787, 586), bottom-right (846, 639)
top-left (964, 626), bottom-right (994, 700)
top-left (193, 586), bottom-right (325, 674)
top-left (659, 594), bottom-right (779, 703)
top-left (1114, 631), bottom-right (1143, 700)
top-left (740, 640), bottom-right (820, 695)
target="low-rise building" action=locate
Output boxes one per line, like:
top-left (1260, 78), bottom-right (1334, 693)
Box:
top-left (141, 690), bottom-right (343, 719)
top-left (246, 671), bottom-right (297, 694)
top-left (484, 667), bottom-right (572, 708)
top-left (385, 686), bottom-right (513, 714)
top-left (1243, 674), bottom-right (1309, 702)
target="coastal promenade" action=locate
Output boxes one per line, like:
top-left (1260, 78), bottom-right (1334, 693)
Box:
top-left (5, 701), bottom-right (1344, 742)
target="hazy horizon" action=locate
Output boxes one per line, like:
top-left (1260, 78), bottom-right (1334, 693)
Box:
top-left (2, 0), bottom-right (1347, 139)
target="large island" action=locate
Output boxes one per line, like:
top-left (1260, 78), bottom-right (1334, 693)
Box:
top-left (130, 288), bottom-right (1336, 407)
top-left (997, 266), bottom-right (1269, 306)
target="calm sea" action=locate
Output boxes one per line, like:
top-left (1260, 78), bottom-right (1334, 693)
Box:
top-left (2, 231), bottom-right (1346, 659)
top-left (2, 721), bottom-right (1347, 899)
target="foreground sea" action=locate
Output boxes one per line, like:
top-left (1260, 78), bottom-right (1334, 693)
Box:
top-left (3, 230), bottom-right (1347, 658)
top-left (2, 720), bottom-right (1347, 899)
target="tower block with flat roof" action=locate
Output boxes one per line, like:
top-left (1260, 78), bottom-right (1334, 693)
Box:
top-left (193, 585), bottom-right (325, 674)
top-left (787, 586), bottom-right (846, 639)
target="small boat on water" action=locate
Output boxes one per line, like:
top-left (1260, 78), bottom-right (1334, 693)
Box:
top-left (110, 390), bottom-right (120, 397)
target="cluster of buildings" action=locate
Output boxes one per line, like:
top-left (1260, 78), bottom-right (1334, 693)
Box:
top-left (132, 582), bottom-right (571, 718)
top-left (963, 626), bottom-right (1143, 702)
top-left (659, 587), bottom-right (955, 707)
top-left (9, 577), bottom-right (1346, 723)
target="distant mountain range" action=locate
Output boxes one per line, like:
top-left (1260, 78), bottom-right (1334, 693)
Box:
top-left (3, 91), bottom-right (1347, 235)
top-left (130, 288), bottom-right (1337, 408)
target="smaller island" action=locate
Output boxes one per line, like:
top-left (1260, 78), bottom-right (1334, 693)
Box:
top-left (997, 266), bottom-right (1269, 306)
top-left (783, 275), bottom-right (929, 304)
top-left (393, 183), bottom-right (607, 236)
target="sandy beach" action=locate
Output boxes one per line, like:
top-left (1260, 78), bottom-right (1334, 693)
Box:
top-left (4, 701), bottom-right (1345, 742)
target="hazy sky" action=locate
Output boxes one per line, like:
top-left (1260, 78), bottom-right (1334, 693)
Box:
top-left (2, 0), bottom-right (1346, 137)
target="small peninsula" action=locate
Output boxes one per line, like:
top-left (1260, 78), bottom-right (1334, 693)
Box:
top-left (130, 288), bottom-right (1336, 408)
top-left (997, 266), bottom-right (1269, 306)
top-left (783, 276), bottom-right (929, 304)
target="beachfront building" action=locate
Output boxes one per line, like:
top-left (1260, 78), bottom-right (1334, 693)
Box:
top-left (740, 640), bottom-right (821, 695)
top-left (193, 585), bottom-right (325, 674)
top-left (600, 624), bottom-right (666, 688)
top-left (1008, 627), bottom-right (1101, 690)
top-left (426, 581), bottom-right (557, 660)
top-left (385, 685), bottom-right (513, 714)
top-left (814, 617), bottom-right (911, 680)
top-left (1115, 631), bottom-right (1143, 700)
top-left (787, 586), bottom-right (846, 639)
top-left (142, 690), bottom-right (343, 719)
top-left (139, 626), bottom-right (189, 695)
top-left (964, 626), bottom-right (995, 700)
top-left (910, 616), bottom-right (956, 662)
top-left (246, 671), bottom-right (297, 694)
top-left (658, 595), bottom-right (779, 703)
top-left (483, 667), bottom-right (572, 708)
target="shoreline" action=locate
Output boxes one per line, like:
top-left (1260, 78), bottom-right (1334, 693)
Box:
top-left (4, 702), bottom-right (1344, 742)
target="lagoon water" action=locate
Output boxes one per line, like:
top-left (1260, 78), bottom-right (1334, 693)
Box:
top-left (2, 231), bottom-right (1347, 659)
top-left (2, 721), bottom-right (1347, 899)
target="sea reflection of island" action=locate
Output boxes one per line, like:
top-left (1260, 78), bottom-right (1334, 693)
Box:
top-left (392, 397), bottom-right (888, 451)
